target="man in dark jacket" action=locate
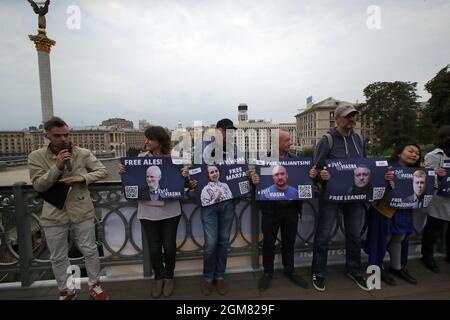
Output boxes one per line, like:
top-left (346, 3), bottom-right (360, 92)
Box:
top-left (192, 118), bottom-right (244, 296)
top-left (250, 130), bottom-right (309, 291)
top-left (309, 103), bottom-right (370, 292)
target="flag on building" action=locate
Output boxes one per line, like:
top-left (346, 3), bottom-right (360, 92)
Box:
top-left (306, 96), bottom-right (313, 109)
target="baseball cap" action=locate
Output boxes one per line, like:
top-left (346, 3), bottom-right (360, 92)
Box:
top-left (334, 104), bottom-right (358, 119)
top-left (216, 118), bottom-right (237, 130)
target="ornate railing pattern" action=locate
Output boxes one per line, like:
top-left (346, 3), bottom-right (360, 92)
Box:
top-left (0, 182), bottom-right (426, 287)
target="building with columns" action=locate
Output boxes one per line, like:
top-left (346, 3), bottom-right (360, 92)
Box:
top-left (101, 118), bottom-right (134, 129)
top-left (0, 126), bottom-right (129, 158)
top-left (0, 131), bottom-right (30, 158)
top-left (124, 128), bottom-right (147, 151)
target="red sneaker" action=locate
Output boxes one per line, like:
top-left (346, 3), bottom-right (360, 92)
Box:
top-left (59, 290), bottom-right (78, 300)
top-left (89, 283), bottom-right (109, 300)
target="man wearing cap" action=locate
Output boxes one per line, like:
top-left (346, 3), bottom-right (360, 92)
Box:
top-left (309, 103), bottom-right (370, 292)
top-left (202, 118), bottom-right (239, 162)
top-left (192, 118), bottom-right (243, 296)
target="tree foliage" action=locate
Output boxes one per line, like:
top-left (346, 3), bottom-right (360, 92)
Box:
top-left (424, 65), bottom-right (450, 128)
top-left (360, 81), bottom-right (420, 154)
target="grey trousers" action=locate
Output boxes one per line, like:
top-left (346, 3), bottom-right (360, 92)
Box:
top-left (43, 218), bottom-right (101, 292)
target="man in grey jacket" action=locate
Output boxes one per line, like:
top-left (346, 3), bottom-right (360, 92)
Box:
top-left (421, 126), bottom-right (450, 273)
top-left (28, 117), bottom-right (109, 300)
top-left (309, 104), bottom-right (370, 292)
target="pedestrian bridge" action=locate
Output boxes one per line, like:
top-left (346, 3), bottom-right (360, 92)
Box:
top-left (0, 182), bottom-right (448, 300)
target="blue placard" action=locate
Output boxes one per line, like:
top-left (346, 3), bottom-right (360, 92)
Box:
top-left (189, 158), bottom-right (250, 207)
top-left (324, 158), bottom-right (389, 203)
top-left (437, 160), bottom-right (450, 198)
top-left (388, 167), bottom-right (436, 209)
top-left (120, 156), bottom-right (185, 200)
top-left (255, 157), bottom-right (314, 201)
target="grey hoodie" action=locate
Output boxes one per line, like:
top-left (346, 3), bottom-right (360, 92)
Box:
top-left (313, 127), bottom-right (366, 168)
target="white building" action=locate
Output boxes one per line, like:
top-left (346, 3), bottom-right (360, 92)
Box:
top-left (235, 104), bottom-right (297, 158)
top-left (138, 119), bottom-right (151, 131)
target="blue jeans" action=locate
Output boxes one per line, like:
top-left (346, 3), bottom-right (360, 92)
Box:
top-left (311, 201), bottom-right (365, 277)
top-left (201, 199), bottom-right (235, 281)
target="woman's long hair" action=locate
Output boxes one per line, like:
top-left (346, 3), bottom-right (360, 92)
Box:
top-left (389, 143), bottom-right (422, 167)
top-left (144, 126), bottom-right (172, 155)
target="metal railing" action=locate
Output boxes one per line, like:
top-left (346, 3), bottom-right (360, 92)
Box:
top-left (0, 181), bottom-right (426, 287)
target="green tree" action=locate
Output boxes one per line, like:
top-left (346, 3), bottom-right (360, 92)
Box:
top-left (416, 105), bottom-right (435, 145)
top-left (360, 81), bottom-right (420, 154)
top-left (424, 65), bottom-right (450, 128)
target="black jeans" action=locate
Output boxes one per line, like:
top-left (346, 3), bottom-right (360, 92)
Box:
top-left (140, 215), bottom-right (181, 280)
top-left (311, 201), bottom-right (365, 277)
top-left (261, 203), bottom-right (299, 275)
top-left (421, 216), bottom-right (450, 260)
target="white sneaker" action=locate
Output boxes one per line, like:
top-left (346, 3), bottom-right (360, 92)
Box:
top-left (59, 290), bottom-right (78, 300)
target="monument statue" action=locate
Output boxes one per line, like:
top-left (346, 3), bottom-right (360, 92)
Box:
top-left (28, 0), bottom-right (50, 30)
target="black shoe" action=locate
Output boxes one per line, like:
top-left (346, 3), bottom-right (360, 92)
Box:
top-left (381, 270), bottom-right (396, 286)
top-left (151, 279), bottom-right (163, 299)
top-left (284, 272), bottom-right (308, 289)
top-left (216, 279), bottom-right (228, 296)
top-left (421, 257), bottom-right (440, 273)
top-left (258, 273), bottom-right (272, 291)
top-left (200, 279), bottom-right (213, 296)
top-left (312, 274), bottom-right (325, 292)
top-left (390, 267), bottom-right (418, 285)
top-left (346, 273), bottom-right (371, 291)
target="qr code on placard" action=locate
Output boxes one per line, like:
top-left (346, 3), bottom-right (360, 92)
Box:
top-left (298, 185), bottom-right (312, 199)
top-left (372, 187), bottom-right (385, 200)
top-left (239, 181), bottom-right (250, 195)
top-left (125, 186), bottom-right (138, 199)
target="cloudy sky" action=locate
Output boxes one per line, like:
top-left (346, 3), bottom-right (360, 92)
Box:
top-left (1, 0), bottom-right (449, 130)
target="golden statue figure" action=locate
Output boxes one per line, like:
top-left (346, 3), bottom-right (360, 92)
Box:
top-left (28, 0), bottom-right (50, 30)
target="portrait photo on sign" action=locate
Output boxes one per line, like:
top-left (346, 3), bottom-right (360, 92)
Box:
top-left (388, 167), bottom-right (436, 209)
top-left (120, 156), bottom-right (185, 200)
top-left (189, 160), bottom-right (249, 207)
top-left (324, 158), bottom-right (388, 202)
top-left (256, 157), bottom-right (313, 201)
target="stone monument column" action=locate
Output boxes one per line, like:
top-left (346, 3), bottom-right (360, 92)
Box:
top-left (29, 31), bottom-right (56, 123)
top-left (27, 0), bottom-right (55, 124)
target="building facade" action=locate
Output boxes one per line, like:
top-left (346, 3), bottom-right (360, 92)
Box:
top-left (101, 118), bottom-right (134, 129)
top-left (0, 127), bottom-right (129, 158)
top-left (139, 119), bottom-right (151, 131)
top-left (235, 104), bottom-right (297, 158)
top-left (0, 131), bottom-right (30, 157)
top-left (295, 97), bottom-right (362, 150)
top-left (124, 129), bottom-right (146, 151)
top-left (68, 127), bottom-right (126, 158)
